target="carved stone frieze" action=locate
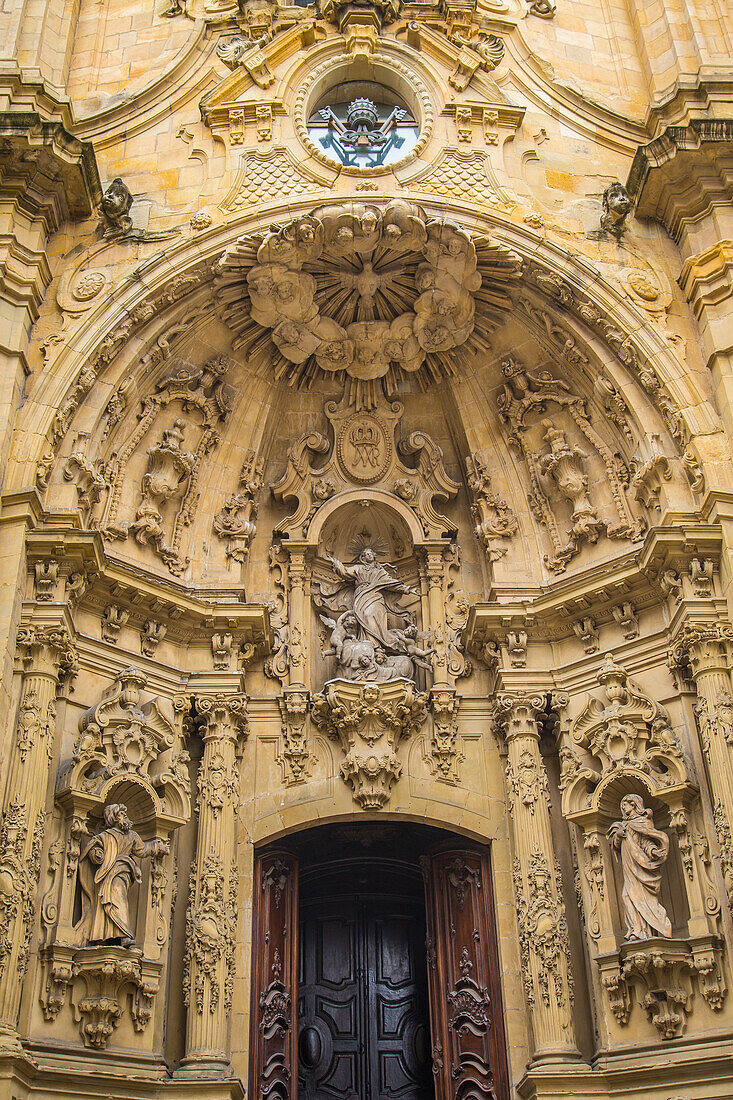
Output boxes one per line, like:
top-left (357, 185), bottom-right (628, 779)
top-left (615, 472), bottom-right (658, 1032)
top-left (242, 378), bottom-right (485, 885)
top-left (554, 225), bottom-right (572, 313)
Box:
top-left (311, 678), bottom-right (428, 808)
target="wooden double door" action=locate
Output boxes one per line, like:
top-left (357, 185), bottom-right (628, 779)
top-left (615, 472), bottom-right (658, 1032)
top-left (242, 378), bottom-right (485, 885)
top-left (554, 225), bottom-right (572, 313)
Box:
top-left (250, 845), bottom-right (509, 1100)
top-left (298, 893), bottom-right (432, 1100)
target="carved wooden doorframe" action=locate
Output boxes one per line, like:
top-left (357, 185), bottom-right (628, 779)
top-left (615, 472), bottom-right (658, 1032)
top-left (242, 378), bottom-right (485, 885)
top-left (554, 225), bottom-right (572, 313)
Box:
top-left (250, 849), bottom-right (299, 1100)
top-left (250, 841), bottom-right (509, 1100)
top-left (423, 849), bottom-right (510, 1100)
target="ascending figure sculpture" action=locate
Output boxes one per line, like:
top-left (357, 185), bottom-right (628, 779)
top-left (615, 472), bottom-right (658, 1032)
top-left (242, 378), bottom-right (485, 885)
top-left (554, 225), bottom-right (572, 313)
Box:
top-left (317, 548), bottom-right (433, 682)
top-left (608, 794), bottom-right (672, 940)
top-left (74, 804), bottom-right (169, 948)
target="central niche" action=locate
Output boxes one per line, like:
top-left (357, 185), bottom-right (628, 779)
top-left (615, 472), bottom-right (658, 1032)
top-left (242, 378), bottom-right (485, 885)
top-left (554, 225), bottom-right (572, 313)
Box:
top-left (215, 201), bottom-right (521, 392)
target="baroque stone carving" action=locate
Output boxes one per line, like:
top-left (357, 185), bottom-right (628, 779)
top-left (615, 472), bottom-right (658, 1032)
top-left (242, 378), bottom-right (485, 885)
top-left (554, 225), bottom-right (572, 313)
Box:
top-left (311, 679), bottom-right (428, 808)
top-left (101, 357), bottom-right (233, 575)
top-left (213, 449), bottom-right (264, 563)
top-left (74, 804), bottom-right (169, 947)
top-left (497, 356), bottom-right (644, 572)
top-left (183, 849), bottom-right (238, 1015)
top-left (465, 451), bottom-right (518, 560)
top-left (600, 183), bottom-right (632, 239)
top-left (216, 202), bottom-right (521, 390)
top-left (513, 848), bottom-right (573, 1011)
top-left (316, 548), bottom-right (429, 683)
top-left (272, 389), bottom-right (460, 540)
top-left (608, 795), bottom-right (672, 940)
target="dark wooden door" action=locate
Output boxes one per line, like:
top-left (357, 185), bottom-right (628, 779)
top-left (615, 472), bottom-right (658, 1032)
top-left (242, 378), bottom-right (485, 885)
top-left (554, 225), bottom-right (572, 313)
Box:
top-left (250, 850), bottom-right (299, 1100)
top-left (423, 850), bottom-right (510, 1100)
top-left (298, 894), bottom-right (432, 1100)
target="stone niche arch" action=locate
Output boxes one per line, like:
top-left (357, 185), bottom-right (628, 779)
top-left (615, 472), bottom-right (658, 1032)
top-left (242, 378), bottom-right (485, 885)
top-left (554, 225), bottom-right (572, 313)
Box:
top-left (11, 200), bottom-right (725, 505)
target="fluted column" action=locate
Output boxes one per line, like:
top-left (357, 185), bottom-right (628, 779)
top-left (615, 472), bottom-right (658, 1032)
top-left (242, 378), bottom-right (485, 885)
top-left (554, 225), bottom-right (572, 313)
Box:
top-left (495, 691), bottom-right (580, 1063)
top-left (680, 622), bottom-right (733, 907)
top-left (0, 623), bottom-right (75, 1049)
top-left (180, 692), bottom-right (248, 1077)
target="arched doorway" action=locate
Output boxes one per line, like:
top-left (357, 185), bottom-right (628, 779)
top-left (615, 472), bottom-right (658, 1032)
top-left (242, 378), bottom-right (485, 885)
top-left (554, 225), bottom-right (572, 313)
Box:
top-left (250, 823), bottom-right (510, 1100)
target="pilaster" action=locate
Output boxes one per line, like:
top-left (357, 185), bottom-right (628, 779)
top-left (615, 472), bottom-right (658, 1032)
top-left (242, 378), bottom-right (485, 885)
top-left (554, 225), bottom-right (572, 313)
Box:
top-left (494, 691), bottom-right (580, 1064)
top-left (0, 621), bottom-right (75, 1048)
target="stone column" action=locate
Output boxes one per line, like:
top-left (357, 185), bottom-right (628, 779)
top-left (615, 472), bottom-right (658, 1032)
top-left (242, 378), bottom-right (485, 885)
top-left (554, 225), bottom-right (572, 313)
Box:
top-left (278, 541), bottom-right (312, 782)
top-left (421, 542), bottom-right (452, 690)
top-left (679, 622), bottom-right (733, 906)
top-left (0, 623), bottom-right (75, 1049)
top-left (495, 691), bottom-right (580, 1063)
top-left (180, 692), bottom-right (248, 1077)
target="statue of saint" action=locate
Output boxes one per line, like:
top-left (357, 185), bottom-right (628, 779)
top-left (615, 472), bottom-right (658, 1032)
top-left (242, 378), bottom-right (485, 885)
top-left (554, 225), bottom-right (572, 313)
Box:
top-left (317, 548), bottom-right (433, 682)
top-left (608, 794), bottom-right (672, 940)
top-left (74, 803), bottom-right (169, 948)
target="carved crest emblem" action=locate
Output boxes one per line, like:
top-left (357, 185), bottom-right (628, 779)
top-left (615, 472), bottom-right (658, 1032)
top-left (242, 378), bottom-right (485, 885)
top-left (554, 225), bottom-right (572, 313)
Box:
top-left (337, 413), bottom-right (391, 484)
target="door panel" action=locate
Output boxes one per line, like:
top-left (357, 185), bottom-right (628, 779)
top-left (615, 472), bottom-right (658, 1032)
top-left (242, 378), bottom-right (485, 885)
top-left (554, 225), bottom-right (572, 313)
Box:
top-left (251, 850), bottom-right (299, 1100)
top-left (299, 899), bottom-right (363, 1100)
top-left (299, 893), bottom-right (433, 1100)
top-left (423, 850), bottom-right (510, 1100)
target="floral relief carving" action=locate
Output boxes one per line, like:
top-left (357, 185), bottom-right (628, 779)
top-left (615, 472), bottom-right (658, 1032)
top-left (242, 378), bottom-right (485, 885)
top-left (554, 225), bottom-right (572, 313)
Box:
top-left (513, 848), bottom-right (573, 1011)
top-left (183, 849), bottom-right (238, 1015)
top-left (505, 748), bottom-right (550, 815)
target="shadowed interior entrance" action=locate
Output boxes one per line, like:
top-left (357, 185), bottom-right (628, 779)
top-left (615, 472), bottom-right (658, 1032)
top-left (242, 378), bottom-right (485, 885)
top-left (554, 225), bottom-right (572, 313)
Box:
top-left (298, 854), bottom-right (432, 1100)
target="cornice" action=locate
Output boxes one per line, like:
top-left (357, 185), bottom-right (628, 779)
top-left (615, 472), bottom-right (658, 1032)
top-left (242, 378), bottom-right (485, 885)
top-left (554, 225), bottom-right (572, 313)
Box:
top-left (21, 521), bottom-right (273, 650)
top-left (679, 241), bottom-right (733, 319)
top-left (463, 521), bottom-right (723, 647)
top-left (627, 119), bottom-right (733, 244)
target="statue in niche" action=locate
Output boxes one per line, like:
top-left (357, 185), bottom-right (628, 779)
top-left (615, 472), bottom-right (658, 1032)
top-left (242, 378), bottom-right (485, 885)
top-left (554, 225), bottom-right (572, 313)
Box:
top-left (608, 794), bottom-right (672, 940)
top-left (316, 547), bottom-right (433, 682)
top-left (74, 804), bottom-right (169, 948)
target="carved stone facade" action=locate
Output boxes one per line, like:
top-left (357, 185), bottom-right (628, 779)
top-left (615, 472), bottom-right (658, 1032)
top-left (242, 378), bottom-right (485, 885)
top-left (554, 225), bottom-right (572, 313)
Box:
top-left (2, 0), bottom-right (733, 1099)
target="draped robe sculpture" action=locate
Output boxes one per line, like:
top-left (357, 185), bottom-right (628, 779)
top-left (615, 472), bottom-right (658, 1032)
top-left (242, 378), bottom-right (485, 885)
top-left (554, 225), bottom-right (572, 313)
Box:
top-left (608, 794), bottom-right (672, 940)
top-left (74, 803), bottom-right (168, 947)
top-left (316, 548), bottom-right (433, 682)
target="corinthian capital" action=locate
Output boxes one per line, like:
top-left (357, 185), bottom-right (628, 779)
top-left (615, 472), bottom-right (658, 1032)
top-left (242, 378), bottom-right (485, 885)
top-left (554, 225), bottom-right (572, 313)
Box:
top-left (16, 623), bottom-right (77, 680)
top-left (679, 621), bottom-right (733, 677)
top-left (494, 691), bottom-right (547, 741)
top-left (193, 693), bottom-right (249, 743)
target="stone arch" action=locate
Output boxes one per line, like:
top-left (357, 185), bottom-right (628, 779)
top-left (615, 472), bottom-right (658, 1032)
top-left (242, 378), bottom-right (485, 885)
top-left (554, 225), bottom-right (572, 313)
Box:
top-left (14, 203), bottom-right (722, 502)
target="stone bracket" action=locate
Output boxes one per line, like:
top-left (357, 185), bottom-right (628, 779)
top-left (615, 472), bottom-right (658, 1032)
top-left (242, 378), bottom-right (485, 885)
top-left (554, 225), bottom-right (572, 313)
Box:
top-left (598, 935), bottom-right (726, 1039)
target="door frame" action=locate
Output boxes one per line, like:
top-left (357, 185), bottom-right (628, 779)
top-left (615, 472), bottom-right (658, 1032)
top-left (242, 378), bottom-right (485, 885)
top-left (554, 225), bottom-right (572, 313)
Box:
top-left (249, 831), bottom-right (510, 1100)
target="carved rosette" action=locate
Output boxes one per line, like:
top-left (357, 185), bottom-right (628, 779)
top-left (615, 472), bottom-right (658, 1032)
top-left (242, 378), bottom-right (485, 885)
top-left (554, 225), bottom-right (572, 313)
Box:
top-left (311, 678), bottom-right (428, 809)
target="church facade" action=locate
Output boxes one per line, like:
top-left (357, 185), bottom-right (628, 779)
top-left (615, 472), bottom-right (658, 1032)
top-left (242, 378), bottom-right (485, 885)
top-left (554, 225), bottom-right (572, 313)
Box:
top-left (1, 0), bottom-right (733, 1096)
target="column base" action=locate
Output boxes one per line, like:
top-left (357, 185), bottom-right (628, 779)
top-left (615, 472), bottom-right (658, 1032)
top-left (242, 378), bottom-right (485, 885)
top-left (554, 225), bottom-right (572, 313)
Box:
top-left (174, 1056), bottom-right (233, 1080)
